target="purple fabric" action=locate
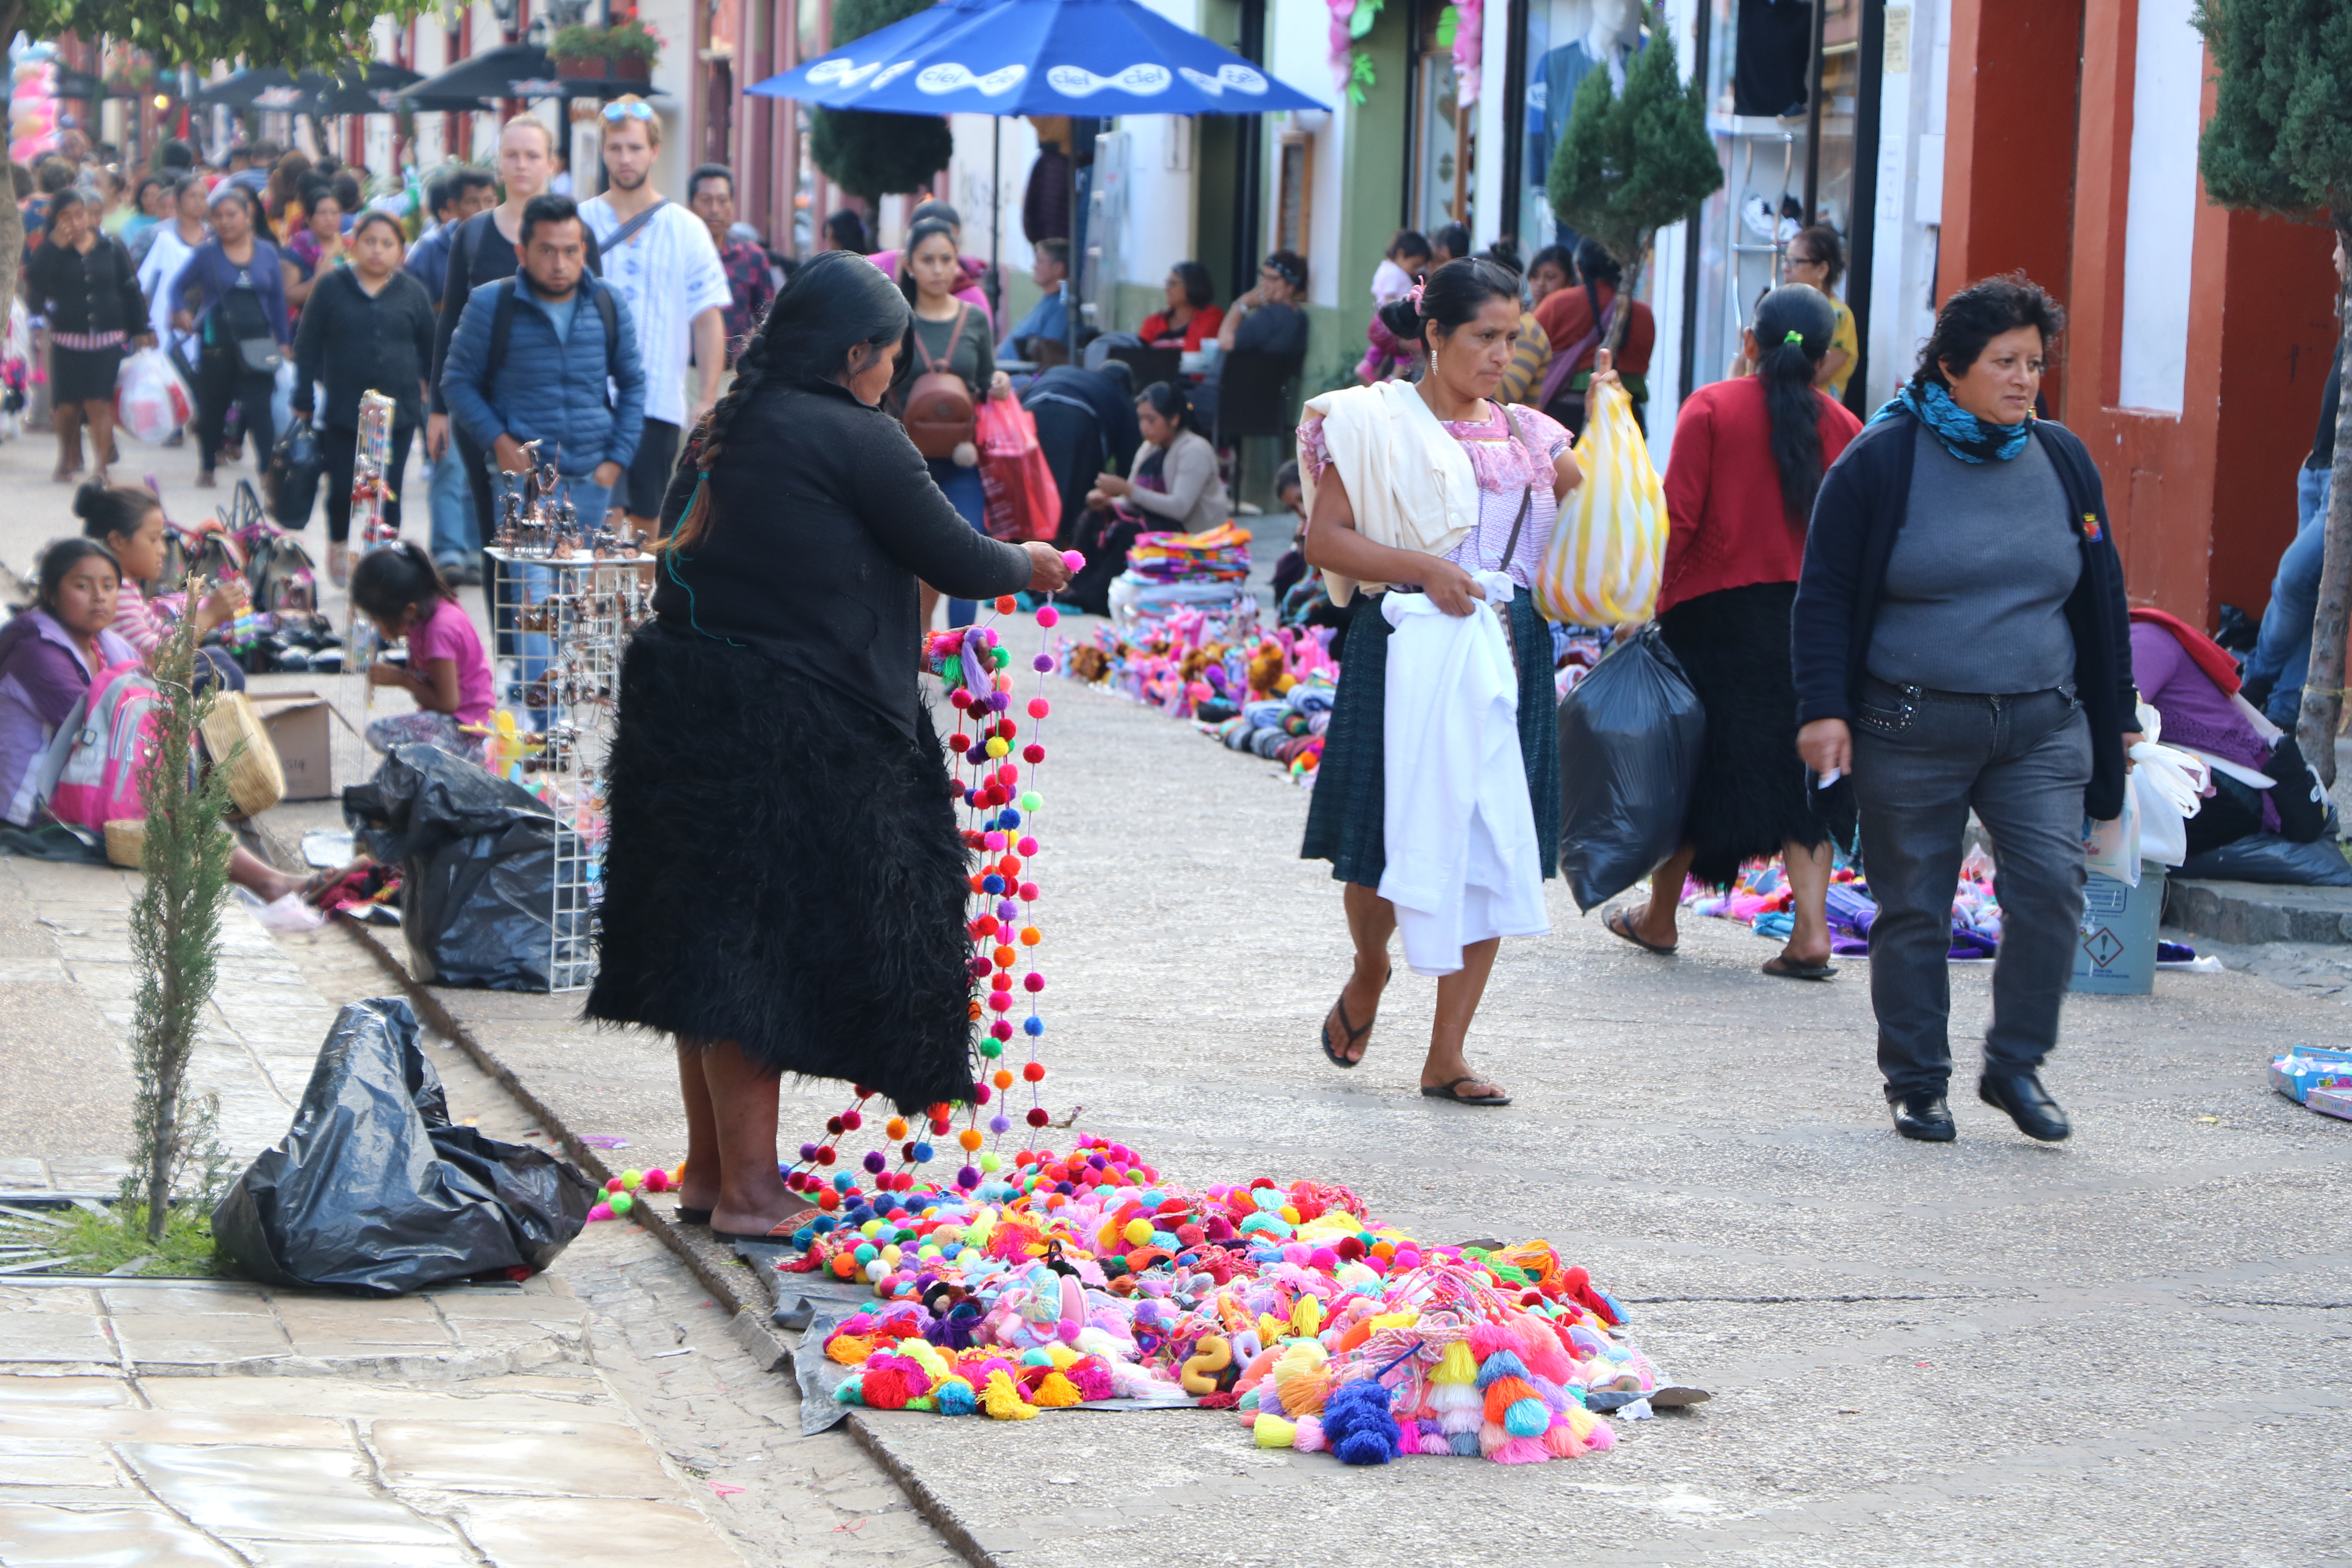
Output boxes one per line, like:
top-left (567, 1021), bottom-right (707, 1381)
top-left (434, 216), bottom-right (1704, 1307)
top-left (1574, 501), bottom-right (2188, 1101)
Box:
top-left (2131, 622), bottom-right (2271, 773)
top-left (0, 610), bottom-right (137, 827)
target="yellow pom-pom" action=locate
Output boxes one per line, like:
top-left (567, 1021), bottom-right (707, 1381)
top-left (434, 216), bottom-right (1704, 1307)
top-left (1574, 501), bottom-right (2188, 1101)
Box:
top-left (1253, 1415), bottom-right (1297, 1448)
top-left (1432, 1339), bottom-right (1479, 1385)
top-left (985, 737), bottom-right (1009, 758)
top-left (1259, 1311), bottom-right (1286, 1346)
top-left (1290, 1296), bottom-right (1322, 1339)
top-left (1123, 1218), bottom-right (1154, 1246)
top-left (1278, 1204), bottom-right (1301, 1225)
top-left (979, 1370), bottom-right (1038, 1420)
top-left (1031, 1371), bottom-right (1083, 1407)
top-left (1042, 1341), bottom-right (1083, 1370)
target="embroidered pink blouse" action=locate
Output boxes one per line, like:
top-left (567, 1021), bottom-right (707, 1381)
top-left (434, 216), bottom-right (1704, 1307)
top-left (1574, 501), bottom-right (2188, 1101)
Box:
top-left (1296, 399), bottom-right (1571, 590)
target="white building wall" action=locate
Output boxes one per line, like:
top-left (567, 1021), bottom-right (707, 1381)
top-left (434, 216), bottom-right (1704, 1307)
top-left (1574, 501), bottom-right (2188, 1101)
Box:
top-left (2117, 0), bottom-right (2203, 415)
top-left (1863, 0), bottom-right (1950, 410)
top-left (1267, 0), bottom-right (1345, 310)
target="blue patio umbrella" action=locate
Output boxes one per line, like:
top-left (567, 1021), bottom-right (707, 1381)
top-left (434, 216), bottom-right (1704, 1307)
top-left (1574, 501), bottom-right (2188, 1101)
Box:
top-left (746, 0), bottom-right (1323, 118)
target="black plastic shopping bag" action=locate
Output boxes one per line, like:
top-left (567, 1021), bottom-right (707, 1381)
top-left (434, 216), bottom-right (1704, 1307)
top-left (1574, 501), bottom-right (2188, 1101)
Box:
top-left (1557, 626), bottom-right (1707, 912)
top-left (212, 997), bottom-right (595, 1295)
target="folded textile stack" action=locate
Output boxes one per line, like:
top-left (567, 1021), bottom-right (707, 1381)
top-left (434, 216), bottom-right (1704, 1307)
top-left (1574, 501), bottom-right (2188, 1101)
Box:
top-left (1124, 522), bottom-right (1252, 584)
top-left (1058, 619), bottom-right (1340, 791)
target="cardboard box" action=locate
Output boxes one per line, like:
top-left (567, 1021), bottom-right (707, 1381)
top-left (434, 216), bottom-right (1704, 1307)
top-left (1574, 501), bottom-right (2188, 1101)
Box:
top-left (2307, 1087), bottom-right (2352, 1122)
top-left (246, 691), bottom-right (350, 802)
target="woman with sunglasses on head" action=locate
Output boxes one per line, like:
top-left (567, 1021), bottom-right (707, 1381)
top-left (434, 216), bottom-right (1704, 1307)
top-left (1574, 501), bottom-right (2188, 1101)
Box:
top-left (24, 189), bottom-right (151, 484)
top-left (1794, 275), bottom-right (2135, 1146)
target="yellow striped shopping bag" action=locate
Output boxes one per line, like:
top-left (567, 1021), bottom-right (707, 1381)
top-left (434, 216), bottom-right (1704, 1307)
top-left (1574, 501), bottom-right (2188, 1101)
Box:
top-left (1533, 379), bottom-right (1666, 627)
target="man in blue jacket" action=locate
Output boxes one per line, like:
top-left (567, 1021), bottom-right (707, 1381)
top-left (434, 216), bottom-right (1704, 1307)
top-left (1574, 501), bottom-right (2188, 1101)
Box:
top-left (442, 193), bottom-right (644, 722)
top-left (441, 192), bottom-right (645, 532)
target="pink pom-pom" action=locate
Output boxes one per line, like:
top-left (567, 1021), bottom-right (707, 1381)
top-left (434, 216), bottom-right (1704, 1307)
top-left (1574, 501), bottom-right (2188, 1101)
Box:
top-left (1292, 1415), bottom-right (1327, 1453)
top-left (1584, 1419), bottom-right (1615, 1452)
top-left (1307, 1247), bottom-right (1339, 1272)
top-left (1036, 606), bottom-right (1060, 628)
top-left (642, 1167), bottom-right (669, 1193)
top-left (1417, 1431), bottom-right (1454, 1456)
top-left (588, 1202), bottom-right (614, 1222)
top-left (1490, 1436), bottom-right (1551, 1465)
top-left (1061, 550), bottom-right (1085, 570)
top-left (1468, 1324), bottom-right (1514, 1359)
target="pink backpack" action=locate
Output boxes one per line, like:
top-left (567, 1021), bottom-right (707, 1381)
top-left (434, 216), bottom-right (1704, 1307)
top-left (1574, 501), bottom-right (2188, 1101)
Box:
top-left (36, 661), bottom-right (164, 831)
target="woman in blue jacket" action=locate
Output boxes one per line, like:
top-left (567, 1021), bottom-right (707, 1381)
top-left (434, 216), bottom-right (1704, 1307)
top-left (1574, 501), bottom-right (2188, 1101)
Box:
top-left (167, 185), bottom-right (290, 489)
top-left (1793, 276), bottom-right (2137, 1148)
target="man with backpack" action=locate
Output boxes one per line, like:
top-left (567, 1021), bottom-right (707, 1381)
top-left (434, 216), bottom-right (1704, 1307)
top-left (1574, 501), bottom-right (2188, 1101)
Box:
top-left (426, 116), bottom-right (602, 602)
top-left (441, 193), bottom-right (644, 534)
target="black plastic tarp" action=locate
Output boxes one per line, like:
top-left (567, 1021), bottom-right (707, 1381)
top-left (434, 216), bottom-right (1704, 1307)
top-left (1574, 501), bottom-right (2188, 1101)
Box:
top-left (212, 997), bottom-right (595, 1295)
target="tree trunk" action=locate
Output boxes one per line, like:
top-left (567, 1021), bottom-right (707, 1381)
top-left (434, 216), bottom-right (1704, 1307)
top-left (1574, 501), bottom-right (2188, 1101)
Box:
top-left (2299, 208), bottom-right (2352, 791)
top-left (145, 884), bottom-right (184, 1245)
top-left (1602, 241), bottom-right (1644, 358)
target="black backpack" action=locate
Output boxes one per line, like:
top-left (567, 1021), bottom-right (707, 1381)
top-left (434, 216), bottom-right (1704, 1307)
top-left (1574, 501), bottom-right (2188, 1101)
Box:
top-left (478, 276), bottom-right (624, 416)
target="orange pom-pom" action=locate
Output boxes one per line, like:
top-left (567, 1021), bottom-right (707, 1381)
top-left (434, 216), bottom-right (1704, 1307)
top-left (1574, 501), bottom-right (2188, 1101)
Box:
top-left (1481, 1376), bottom-right (1542, 1425)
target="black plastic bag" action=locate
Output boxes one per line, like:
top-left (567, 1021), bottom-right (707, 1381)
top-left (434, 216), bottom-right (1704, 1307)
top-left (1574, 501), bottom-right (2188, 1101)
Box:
top-left (266, 413), bottom-right (325, 524)
top-left (2176, 833), bottom-right (2352, 887)
top-left (212, 997), bottom-right (595, 1295)
top-left (344, 743), bottom-right (558, 991)
top-left (1557, 626), bottom-right (1707, 912)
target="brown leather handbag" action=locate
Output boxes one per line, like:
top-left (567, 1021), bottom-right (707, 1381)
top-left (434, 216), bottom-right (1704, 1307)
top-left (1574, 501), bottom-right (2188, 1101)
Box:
top-left (902, 305), bottom-right (977, 460)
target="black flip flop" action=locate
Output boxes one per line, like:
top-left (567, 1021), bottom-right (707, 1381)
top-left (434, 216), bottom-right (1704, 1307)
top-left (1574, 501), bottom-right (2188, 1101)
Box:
top-left (1602, 907), bottom-right (1677, 956)
top-left (1761, 955), bottom-right (1838, 981)
top-left (1421, 1076), bottom-right (1512, 1107)
top-left (1318, 963), bottom-right (1390, 1069)
top-left (675, 1207), bottom-right (712, 1225)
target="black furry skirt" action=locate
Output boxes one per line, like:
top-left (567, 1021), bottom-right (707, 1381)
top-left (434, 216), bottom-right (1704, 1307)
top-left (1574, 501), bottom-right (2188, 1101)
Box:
top-left (585, 622), bottom-right (975, 1114)
top-left (1657, 581), bottom-right (1854, 889)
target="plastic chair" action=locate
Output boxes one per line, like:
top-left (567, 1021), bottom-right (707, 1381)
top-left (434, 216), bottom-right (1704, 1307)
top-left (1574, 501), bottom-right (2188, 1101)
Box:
top-left (1105, 343), bottom-right (1182, 390)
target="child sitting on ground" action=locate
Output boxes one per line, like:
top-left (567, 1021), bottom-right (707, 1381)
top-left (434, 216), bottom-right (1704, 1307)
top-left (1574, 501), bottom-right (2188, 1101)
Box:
top-left (74, 481), bottom-right (247, 691)
top-left (350, 543), bottom-right (492, 766)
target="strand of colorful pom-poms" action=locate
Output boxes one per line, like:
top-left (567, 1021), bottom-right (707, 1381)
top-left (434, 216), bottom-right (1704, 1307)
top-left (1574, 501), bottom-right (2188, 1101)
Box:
top-left (769, 563), bottom-right (1080, 1227)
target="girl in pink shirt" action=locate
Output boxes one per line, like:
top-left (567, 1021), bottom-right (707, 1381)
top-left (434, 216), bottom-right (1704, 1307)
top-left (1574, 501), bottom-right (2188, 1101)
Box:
top-left (350, 543), bottom-right (493, 766)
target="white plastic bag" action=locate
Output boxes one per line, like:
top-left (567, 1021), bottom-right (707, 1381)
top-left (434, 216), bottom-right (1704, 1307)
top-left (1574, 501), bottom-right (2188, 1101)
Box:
top-left (2123, 701), bottom-right (2209, 869)
top-left (269, 358), bottom-right (297, 446)
top-left (2083, 784), bottom-right (2141, 886)
top-left (114, 347), bottom-right (192, 445)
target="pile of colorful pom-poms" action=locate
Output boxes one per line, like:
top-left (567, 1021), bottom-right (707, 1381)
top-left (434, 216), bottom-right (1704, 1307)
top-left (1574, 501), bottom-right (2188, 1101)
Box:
top-left (789, 1135), bottom-right (1677, 1465)
top-left (1057, 616), bottom-right (1338, 786)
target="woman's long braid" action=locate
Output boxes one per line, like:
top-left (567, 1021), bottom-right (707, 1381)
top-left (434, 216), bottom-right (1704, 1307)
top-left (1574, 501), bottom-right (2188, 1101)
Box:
top-left (668, 331), bottom-right (770, 553)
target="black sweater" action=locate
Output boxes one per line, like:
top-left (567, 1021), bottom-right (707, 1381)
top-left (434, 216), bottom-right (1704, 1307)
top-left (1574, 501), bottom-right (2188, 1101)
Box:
top-left (1793, 407), bottom-right (2138, 819)
top-left (292, 267), bottom-right (436, 430)
top-left (653, 377), bottom-right (1032, 738)
top-left (429, 209), bottom-right (601, 416)
top-left (26, 234), bottom-right (144, 338)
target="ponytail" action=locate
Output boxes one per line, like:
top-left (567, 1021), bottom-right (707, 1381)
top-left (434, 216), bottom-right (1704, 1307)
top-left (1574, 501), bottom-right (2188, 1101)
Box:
top-left (1751, 285), bottom-right (1837, 523)
top-left (349, 541), bottom-right (455, 623)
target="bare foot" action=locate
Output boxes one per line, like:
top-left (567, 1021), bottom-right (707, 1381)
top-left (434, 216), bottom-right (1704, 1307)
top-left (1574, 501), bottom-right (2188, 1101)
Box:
top-left (1322, 955), bottom-right (1390, 1066)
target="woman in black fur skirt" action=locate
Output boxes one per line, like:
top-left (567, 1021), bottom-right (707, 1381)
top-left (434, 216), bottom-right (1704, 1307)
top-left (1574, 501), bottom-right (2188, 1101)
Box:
top-left (587, 251), bottom-right (1071, 1244)
top-left (1602, 285), bottom-right (1863, 978)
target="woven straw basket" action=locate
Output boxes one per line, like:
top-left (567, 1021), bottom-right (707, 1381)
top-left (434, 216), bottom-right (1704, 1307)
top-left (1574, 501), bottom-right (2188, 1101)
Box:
top-left (103, 819), bottom-right (145, 870)
top-left (197, 692), bottom-right (286, 820)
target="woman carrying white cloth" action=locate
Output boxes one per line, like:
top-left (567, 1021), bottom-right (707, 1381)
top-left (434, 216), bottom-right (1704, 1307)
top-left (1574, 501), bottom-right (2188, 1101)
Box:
top-left (1298, 259), bottom-right (1584, 1107)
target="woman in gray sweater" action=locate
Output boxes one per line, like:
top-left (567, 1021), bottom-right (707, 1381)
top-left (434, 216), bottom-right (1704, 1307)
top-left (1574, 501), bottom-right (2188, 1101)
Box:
top-left (1087, 381), bottom-right (1229, 534)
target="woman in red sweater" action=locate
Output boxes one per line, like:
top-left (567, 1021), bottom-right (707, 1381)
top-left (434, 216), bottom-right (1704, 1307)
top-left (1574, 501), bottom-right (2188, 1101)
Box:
top-left (1606, 285), bottom-right (1863, 978)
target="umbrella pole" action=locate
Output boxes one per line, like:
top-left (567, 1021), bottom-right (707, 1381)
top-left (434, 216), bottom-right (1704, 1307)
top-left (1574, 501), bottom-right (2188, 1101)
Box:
top-left (989, 118), bottom-right (1002, 324)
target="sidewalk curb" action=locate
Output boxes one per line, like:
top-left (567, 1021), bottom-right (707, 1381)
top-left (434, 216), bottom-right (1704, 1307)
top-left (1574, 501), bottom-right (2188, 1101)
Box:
top-left (332, 913), bottom-right (1003, 1568)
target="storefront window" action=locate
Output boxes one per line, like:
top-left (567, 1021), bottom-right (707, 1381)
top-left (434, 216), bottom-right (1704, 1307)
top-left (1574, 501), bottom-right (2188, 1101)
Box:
top-left (1410, 7), bottom-right (1472, 234)
top-left (1516, 0), bottom-right (1644, 250)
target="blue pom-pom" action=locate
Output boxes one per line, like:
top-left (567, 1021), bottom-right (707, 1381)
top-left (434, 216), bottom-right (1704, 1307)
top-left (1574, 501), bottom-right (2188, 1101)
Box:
top-left (833, 1172), bottom-right (857, 1191)
top-left (1023, 1016), bottom-right (1045, 1036)
top-left (982, 875), bottom-right (1006, 894)
top-left (812, 1216), bottom-right (838, 1234)
top-left (937, 1379), bottom-right (977, 1416)
top-left (998, 808), bottom-right (1022, 828)
top-left (1473, 1350), bottom-right (1529, 1388)
top-left (1503, 1397), bottom-right (1550, 1438)
top-left (1447, 1430), bottom-right (1481, 1456)
top-left (1335, 1429), bottom-right (1397, 1465)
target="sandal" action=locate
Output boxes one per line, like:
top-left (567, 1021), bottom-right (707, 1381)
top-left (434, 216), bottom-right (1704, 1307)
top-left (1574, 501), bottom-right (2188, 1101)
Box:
top-left (1603, 906), bottom-right (1677, 956)
top-left (1421, 1076), bottom-right (1512, 1107)
top-left (1318, 962), bottom-right (1390, 1069)
top-left (675, 1207), bottom-right (713, 1226)
top-left (1762, 954), bottom-right (1838, 981)
top-left (713, 1200), bottom-right (819, 1246)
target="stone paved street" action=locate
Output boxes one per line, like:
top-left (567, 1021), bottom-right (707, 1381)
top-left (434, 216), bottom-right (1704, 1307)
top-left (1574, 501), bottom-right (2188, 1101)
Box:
top-left (4, 404), bottom-right (2352, 1565)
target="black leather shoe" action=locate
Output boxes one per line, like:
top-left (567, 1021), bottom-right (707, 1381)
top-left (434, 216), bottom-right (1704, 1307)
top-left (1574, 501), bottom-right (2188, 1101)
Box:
top-left (1979, 1069), bottom-right (2071, 1142)
top-left (1889, 1093), bottom-right (1955, 1142)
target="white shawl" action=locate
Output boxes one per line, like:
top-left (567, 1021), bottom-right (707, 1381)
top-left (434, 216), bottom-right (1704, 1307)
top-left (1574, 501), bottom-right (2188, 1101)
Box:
top-left (1297, 380), bottom-right (1480, 606)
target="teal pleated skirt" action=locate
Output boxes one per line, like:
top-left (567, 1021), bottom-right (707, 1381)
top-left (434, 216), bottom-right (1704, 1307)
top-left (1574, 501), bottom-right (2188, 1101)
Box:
top-left (1301, 591), bottom-right (1559, 889)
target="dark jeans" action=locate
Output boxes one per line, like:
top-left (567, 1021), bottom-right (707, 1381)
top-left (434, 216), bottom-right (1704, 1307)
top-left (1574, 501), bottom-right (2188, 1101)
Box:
top-left (194, 348), bottom-right (276, 477)
top-left (1851, 678), bottom-right (2092, 1101)
top-left (319, 421), bottom-right (417, 544)
top-left (456, 425), bottom-right (497, 619)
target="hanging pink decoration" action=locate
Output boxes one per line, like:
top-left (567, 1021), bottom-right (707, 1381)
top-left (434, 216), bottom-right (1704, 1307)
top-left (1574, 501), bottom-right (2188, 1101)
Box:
top-left (1452, 0), bottom-right (1484, 109)
top-left (1327, 0), bottom-right (1359, 94)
